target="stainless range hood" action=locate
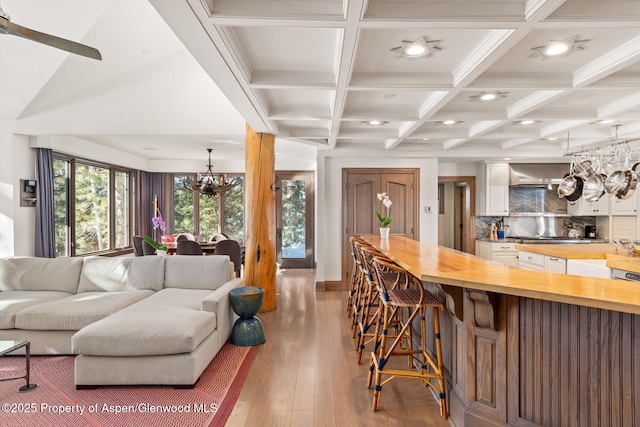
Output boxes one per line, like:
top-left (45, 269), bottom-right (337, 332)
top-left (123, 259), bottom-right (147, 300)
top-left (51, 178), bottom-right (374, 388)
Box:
top-left (509, 163), bottom-right (569, 186)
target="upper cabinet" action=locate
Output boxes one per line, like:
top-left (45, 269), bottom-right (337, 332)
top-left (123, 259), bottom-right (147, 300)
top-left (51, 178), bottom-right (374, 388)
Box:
top-left (477, 162), bottom-right (509, 216)
top-left (567, 197), bottom-right (610, 216)
top-left (611, 191), bottom-right (639, 216)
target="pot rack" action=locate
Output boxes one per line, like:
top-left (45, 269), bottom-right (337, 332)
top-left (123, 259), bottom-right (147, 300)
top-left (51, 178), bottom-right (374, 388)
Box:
top-left (558, 133), bottom-right (640, 203)
top-left (561, 133), bottom-right (640, 158)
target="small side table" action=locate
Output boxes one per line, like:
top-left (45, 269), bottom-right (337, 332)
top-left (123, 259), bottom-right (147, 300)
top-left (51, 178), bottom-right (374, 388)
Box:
top-left (0, 340), bottom-right (38, 392)
top-left (229, 287), bottom-right (266, 346)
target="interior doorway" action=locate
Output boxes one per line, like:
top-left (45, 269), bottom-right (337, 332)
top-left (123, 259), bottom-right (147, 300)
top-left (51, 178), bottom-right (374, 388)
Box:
top-left (438, 176), bottom-right (475, 254)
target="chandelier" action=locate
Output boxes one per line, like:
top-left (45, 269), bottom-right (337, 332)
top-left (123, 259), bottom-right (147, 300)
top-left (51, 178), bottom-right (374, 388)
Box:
top-left (184, 149), bottom-right (241, 197)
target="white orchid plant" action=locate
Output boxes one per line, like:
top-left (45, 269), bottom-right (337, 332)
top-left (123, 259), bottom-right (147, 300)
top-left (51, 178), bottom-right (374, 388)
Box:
top-left (375, 192), bottom-right (393, 228)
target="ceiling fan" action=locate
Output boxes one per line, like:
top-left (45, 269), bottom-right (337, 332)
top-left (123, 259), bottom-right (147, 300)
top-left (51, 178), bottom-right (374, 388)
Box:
top-left (0, 5), bottom-right (101, 60)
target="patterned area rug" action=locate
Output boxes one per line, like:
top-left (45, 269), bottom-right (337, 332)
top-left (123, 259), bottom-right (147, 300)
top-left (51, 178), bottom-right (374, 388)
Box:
top-left (0, 342), bottom-right (259, 427)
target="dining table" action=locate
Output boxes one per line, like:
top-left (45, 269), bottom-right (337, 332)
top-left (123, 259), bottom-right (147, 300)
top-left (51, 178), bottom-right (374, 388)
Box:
top-left (163, 241), bottom-right (218, 255)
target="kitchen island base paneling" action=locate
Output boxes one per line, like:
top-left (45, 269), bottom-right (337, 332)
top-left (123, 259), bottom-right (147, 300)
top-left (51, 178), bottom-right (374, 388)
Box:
top-left (419, 284), bottom-right (640, 427)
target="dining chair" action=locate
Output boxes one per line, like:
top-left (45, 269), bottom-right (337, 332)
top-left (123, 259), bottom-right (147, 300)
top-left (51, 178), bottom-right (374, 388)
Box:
top-left (141, 239), bottom-right (157, 256)
top-left (210, 233), bottom-right (228, 242)
top-left (176, 233), bottom-right (196, 242)
top-left (176, 240), bottom-right (204, 256)
top-left (214, 239), bottom-right (242, 277)
top-left (132, 236), bottom-right (144, 257)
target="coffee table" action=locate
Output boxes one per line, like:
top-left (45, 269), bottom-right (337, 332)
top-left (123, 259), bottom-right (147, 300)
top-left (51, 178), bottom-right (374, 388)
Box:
top-left (0, 340), bottom-right (38, 392)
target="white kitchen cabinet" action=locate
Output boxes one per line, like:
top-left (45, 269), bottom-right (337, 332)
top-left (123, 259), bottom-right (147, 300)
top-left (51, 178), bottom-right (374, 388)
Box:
top-left (544, 256), bottom-right (567, 274)
top-left (567, 197), bottom-right (610, 216)
top-left (518, 251), bottom-right (545, 271)
top-left (611, 191), bottom-right (638, 215)
top-left (477, 162), bottom-right (509, 216)
top-left (475, 241), bottom-right (519, 268)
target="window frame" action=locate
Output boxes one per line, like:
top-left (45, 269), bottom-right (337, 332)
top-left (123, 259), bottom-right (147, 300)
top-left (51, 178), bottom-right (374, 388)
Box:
top-left (53, 153), bottom-right (136, 257)
top-left (167, 173), bottom-right (244, 240)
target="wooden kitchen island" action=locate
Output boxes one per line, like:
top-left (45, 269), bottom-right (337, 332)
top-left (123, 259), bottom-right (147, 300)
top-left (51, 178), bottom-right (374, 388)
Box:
top-left (360, 235), bottom-right (639, 427)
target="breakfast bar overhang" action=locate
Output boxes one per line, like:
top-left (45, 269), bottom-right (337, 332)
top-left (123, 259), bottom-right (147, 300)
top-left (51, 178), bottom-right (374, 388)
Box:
top-left (360, 235), bottom-right (640, 427)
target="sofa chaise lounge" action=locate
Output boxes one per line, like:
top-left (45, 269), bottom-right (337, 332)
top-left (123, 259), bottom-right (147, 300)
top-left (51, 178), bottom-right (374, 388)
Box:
top-left (0, 254), bottom-right (243, 388)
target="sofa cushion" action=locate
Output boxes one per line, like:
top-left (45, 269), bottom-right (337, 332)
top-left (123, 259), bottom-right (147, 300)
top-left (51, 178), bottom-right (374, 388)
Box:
top-left (14, 290), bottom-right (155, 331)
top-left (78, 256), bottom-right (165, 292)
top-left (0, 257), bottom-right (83, 293)
top-left (72, 288), bottom-right (216, 356)
top-left (0, 291), bottom-right (73, 329)
top-left (164, 255), bottom-right (232, 290)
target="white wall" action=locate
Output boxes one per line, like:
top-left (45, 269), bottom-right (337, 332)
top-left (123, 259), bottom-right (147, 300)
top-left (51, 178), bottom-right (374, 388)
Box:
top-left (0, 126), bottom-right (36, 257)
top-left (316, 152), bottom-right (439, 283)
top-left (31, 136), bottom-right (150, 171)
top-left (439, 162), bottom-right (478, 177)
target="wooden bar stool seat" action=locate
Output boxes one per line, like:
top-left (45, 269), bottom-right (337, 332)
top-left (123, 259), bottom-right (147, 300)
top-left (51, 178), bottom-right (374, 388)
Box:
top-left (367, 255), bottom-right (448, 418)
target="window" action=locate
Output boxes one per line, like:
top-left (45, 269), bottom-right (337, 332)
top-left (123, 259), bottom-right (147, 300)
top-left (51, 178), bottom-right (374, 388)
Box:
top-left (53, 155), bottom-right (135, 257)
top-left (171, 174), bottom-right (244, 240)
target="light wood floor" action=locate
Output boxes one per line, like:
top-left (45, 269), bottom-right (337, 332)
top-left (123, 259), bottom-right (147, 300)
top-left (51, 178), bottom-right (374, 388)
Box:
top-left (226, 269), bottom-right (452, 427)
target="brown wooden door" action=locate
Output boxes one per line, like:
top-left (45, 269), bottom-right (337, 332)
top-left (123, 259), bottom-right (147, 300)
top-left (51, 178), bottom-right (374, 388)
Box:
top-left (342, 168), bottom-right (418, 286)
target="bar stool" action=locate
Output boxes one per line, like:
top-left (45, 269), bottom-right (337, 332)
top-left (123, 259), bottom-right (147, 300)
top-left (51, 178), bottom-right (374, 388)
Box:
top-left (367, 256), bottom-right (447, 418)
top-left (350, 239), bottom-right (382, 340)
top-left (346, 236), bottom-right (366, 319)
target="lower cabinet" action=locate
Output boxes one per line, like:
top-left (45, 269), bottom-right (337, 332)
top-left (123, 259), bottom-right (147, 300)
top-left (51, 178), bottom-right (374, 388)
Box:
top-left (518, 251), bottom-right (544, 271)
top-left (544, 256), bottom-right (567, 274)
top-left (518, 251), bottom-right (568, 273)
top-left (476, 241), bottom-right (519, 268)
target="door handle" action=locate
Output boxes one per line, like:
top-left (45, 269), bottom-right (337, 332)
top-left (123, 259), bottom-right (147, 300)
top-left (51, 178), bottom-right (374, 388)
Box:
top-left (276, 228), bottom-right (282, 239)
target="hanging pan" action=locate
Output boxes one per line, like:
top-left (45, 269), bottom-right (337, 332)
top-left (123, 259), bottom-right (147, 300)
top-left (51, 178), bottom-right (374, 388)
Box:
top-left (583, 173), bottom-right (606, 202)
top-left (558, 173), bottom-right (583, 202)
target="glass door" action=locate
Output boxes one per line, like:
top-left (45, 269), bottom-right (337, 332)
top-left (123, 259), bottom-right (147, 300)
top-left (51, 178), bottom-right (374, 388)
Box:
top-left (276, 171), bottom-right (314, 268)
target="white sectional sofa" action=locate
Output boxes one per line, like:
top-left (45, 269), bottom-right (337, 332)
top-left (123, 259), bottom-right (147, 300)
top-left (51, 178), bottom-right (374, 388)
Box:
top-left (0, 255), bottom-right (243, 388)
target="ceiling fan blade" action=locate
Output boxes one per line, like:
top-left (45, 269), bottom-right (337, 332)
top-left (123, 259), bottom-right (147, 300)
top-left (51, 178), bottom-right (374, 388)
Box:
top-left (1, 18), bottom-right (101, 60)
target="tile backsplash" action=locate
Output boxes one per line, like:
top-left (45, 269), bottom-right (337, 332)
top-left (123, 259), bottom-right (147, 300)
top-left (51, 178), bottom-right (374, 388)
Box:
top-left (509, 186), bottom-right (567, 214)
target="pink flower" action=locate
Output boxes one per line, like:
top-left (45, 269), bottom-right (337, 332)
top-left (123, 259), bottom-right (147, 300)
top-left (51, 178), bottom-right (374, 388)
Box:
top-left (152, 216), bottom-right (166, 232)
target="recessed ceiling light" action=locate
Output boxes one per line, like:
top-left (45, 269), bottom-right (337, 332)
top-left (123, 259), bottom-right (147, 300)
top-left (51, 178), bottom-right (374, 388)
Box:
top-left (442, 120), bottom-right (458, 125)
top-left (422, 137), bottom-right (430, 141)
top-left (544, 137), bottom-right (559, 141)
top-left (391, 36), bottom-right (442, 61)
top-left (382, 93), bottom-right (396, 99)
top-left (544, 42), bottom-right (570, 56)
top-left (518, 120), bottom-right (537, 125)
top-left (504, 158), bottom-right (511, 161)
top-left (363, 120), bottom-right (388, 126)
top-left (592, 119), bottom-right (614, 125)
top-left (529, 36), bottom-right (590, 59)
top-left (469, 91), bottom-right (508, 102)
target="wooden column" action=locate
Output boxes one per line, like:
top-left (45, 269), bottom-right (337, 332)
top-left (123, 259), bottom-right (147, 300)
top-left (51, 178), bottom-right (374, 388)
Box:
top-left (244, 124), bottom-right (277, 312)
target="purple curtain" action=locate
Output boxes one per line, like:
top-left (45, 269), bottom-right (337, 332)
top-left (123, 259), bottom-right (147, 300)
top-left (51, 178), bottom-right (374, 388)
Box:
top-left (139, 172), bottom-right (166, 238)
top-left (34, 148), bottom-right (55, 257)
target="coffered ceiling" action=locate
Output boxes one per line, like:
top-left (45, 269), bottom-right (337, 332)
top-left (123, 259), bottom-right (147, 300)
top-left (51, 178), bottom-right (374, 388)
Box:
top-left (2, 0), bottom-right (640, 163)
top-left (150, 0), bottom-right (640, 160)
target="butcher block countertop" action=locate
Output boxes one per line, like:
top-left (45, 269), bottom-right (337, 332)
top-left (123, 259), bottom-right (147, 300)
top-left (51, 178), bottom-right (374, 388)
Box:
top-left (516, 243), bottom-right (640, 274)
top-left (514, 243), bottom-right (618, 259)
top-left (606, 256), bottom-right (640, 274)
top-left (360, 235), bottom-right (640, 315)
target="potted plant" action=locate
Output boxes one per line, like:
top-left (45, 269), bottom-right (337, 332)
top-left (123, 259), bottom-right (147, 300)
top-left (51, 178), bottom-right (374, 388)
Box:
top-left (143, 236), bottom-right (168, 255)
top-left (375, 192), bottom-right (392, 238)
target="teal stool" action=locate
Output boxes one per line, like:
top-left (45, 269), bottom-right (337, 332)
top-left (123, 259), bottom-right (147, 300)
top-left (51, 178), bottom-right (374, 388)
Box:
top-left (230, 286), bottom-right (266, 346)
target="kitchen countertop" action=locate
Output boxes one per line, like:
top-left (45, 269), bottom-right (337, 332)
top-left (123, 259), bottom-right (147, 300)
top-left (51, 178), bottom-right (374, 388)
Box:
top-left (360, 235), bottom-right (640, 315)
top-left (605, 255), bottom-right (640, 274)
top-left (514, 243), bottom-right (618, 259)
